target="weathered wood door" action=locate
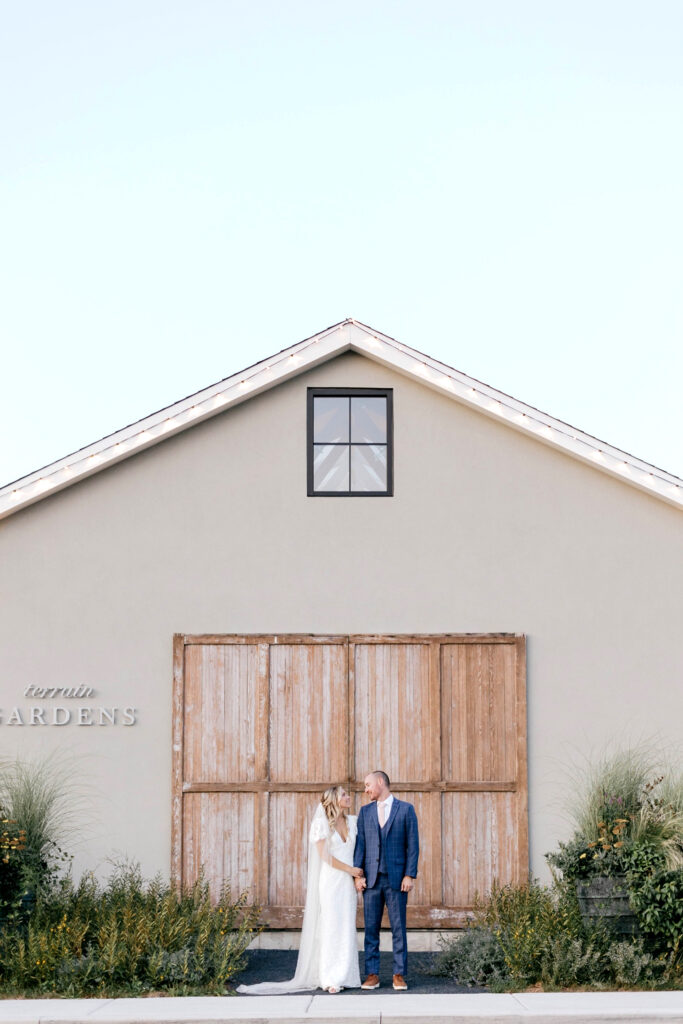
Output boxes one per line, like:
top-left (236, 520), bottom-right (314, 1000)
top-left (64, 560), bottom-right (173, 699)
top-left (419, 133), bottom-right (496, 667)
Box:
top-left (172, 634), bottom-right (527, 927)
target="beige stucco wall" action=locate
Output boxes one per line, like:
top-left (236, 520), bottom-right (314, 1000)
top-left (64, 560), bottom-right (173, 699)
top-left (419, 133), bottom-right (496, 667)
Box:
top-left (1, 350), bottom-right (682, 885)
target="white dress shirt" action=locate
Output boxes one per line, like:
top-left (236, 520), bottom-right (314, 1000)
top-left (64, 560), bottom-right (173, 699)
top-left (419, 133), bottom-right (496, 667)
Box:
top-left (377, 793), bottom-right (394, 828)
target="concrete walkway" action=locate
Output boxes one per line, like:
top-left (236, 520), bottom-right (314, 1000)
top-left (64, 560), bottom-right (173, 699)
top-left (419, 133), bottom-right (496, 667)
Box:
top-left (1, 991), bottom-right (683, 1024)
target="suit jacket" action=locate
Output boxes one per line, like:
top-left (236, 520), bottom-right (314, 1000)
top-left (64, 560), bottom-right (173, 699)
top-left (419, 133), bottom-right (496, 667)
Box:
top-left (353, 797), bottom-right (419, 890)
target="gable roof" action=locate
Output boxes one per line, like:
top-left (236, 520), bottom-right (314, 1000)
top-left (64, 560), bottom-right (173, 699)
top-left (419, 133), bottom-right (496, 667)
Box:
top-left (1, 318), bottom-right (681, 519)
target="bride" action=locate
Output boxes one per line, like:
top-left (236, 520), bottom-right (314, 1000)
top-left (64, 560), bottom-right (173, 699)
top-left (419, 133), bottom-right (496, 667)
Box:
top-left (237, 785), bottom-right (363, 994)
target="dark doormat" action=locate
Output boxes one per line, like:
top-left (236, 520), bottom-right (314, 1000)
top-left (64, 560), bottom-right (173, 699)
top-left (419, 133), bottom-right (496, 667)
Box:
top-left (233, 950), bottom-right (485, 995)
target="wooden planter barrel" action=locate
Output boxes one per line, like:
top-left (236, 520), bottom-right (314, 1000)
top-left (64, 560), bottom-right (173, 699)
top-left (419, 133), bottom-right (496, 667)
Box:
top-left (575, 875), bottom-right (639, 935)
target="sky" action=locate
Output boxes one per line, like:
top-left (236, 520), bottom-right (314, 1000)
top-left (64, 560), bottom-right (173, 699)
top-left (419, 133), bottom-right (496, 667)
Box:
top-left (2, 0), bottom-right (682, 487)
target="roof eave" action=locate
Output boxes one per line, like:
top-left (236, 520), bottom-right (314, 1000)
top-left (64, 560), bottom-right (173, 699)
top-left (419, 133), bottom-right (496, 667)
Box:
top-left (0, 319), bottom-right (681, 519)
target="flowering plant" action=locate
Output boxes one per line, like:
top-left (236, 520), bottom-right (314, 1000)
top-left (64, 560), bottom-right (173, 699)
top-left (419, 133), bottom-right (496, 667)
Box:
top-left (0, 816), bottom-right (27, 864)
top-left (0, 812), bottom-right (27, 910)
top-left (547, 749), bottom-right (683, 884)
top-left (547, 815), bottom-right (631, 881)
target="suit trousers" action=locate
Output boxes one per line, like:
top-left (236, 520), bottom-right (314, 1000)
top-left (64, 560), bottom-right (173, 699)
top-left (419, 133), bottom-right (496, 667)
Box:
top-left (363, 872), bottom-right (408, 976)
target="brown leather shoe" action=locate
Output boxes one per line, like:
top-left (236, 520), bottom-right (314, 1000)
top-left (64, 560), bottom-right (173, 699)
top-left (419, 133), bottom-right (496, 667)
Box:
top-left (361, 974), bottom-right (380, 989)
top-left (393, 974), bottom-right (408, 990)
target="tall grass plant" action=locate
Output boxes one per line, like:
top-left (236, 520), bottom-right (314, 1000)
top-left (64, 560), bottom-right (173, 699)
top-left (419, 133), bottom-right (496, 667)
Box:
top-left (0, 755), bottom-right (81, 893)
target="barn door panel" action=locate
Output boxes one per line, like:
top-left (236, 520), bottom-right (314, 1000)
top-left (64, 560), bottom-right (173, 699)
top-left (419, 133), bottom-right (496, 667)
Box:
top-left (182, 643), bottom-right (266, 784)
top-left (182, 792), bottom-right (256, 899)
top-left (441, 643), bottom-right (518, 783)
top-left (268, 792), bottom-right (315, 908)
top-left (269, 643), bottom-right (348, 782)
top-left (352, 642), bottom-right (436, 783)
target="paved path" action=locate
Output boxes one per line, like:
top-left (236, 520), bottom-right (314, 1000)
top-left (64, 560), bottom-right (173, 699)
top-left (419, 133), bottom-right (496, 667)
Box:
top-left (1, 990), bottom-right (683, 1023)
top-left (1, 953), bottom-right (682, 1022)
top-left (234, 950), bottom-right (480, 994)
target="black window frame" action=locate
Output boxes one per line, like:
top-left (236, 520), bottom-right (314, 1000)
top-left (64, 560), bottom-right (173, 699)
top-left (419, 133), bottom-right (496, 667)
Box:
top-left (307, 387), bottom-right (394, 497)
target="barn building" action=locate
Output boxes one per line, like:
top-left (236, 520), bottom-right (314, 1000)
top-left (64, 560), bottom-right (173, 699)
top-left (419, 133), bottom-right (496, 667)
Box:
top-left (1, 319), bottom-right (682, 937)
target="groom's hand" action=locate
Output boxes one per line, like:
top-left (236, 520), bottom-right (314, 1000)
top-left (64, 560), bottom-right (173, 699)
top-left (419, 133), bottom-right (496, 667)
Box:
top-left (400, 876), bottom-right (414, 893)
top-left (354, 876), bottom-right (366, 893)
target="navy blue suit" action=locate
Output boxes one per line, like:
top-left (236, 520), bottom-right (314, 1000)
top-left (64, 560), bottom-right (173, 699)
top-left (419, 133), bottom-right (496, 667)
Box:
top-left (354, 797), bottom-right (419, 977)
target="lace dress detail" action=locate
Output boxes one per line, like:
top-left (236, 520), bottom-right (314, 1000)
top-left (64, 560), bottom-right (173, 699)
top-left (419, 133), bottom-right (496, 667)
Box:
top-left (317, 815), bottom-right (360, 991)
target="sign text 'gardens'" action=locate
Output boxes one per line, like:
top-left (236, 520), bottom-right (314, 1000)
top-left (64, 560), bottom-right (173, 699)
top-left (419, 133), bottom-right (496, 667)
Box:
top-left (0, 686), bottom-right (138, 726)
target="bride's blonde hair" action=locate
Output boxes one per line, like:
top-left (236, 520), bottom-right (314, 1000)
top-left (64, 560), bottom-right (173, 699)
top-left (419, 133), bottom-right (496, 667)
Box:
top-left (321, 785), bottom-right (347, 832)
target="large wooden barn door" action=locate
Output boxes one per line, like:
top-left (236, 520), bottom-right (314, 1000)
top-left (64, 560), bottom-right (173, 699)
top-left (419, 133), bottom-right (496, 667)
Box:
top-left (172, 634), bottom-right (527, 928)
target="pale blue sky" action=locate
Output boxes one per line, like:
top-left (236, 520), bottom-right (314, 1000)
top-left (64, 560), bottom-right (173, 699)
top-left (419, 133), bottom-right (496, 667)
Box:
top-left (2, 1), bottom-right (682, 486)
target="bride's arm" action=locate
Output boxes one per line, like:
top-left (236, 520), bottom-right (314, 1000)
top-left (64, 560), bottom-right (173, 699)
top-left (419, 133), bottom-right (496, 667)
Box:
top-left (315, 840), bottom-right (363, 877)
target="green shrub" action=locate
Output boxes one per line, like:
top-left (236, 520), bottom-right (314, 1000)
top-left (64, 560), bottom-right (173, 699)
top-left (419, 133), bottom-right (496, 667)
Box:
top-left (0, 863), bottom-right (261, 996)
top-left (629, 869), bottom-right (683, 958)
top-left (539, 933), bottom-right (605, 988)
top-left (606, 938), bottom-right (660, 987)
top-left (441, 876), bottom-right (683, 991)
top-left (474, 878), bottom-right (593, 987)
top-left (434, 927), bottom-right (509, 988)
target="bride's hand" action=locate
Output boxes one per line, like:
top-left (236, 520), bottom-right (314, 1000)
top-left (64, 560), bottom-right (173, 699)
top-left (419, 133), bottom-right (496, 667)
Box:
top-left (350, 866), bottom-right (364, 878)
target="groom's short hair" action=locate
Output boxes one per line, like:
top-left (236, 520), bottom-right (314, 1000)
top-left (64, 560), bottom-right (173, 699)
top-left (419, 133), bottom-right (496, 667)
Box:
top-left (373, 770), bottom-right (390, 788)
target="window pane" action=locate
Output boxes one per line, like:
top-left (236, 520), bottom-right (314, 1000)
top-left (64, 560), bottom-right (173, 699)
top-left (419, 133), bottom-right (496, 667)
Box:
top-left (351, 445), bottom-right (387, 491)
top-left (351, 397), bottom-right (386, 443)
top-left (314, 397), bottom-right (349, 443)
top-left (314, 445), bottom-right (349, 491)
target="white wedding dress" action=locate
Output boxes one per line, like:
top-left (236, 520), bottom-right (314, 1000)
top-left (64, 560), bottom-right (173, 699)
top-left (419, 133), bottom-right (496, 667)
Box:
top-left (237, 806), bottom-right (361, 993)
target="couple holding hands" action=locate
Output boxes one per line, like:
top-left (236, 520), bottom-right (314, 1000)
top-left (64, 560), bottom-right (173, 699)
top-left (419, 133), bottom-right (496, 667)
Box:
top-left (238, 770), bottom-right (419, 995)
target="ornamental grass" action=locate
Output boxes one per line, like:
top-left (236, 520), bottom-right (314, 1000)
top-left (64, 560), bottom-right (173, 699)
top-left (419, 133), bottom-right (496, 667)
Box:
top-left (0, 755), bottom-right (83, 895)
top-left (562, 746), bottom-right (683, 873)
top-left (0, 863), bottom-right (261, 996)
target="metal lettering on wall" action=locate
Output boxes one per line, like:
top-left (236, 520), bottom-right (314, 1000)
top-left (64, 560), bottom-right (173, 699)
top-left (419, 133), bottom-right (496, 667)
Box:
top-left (0, 686), bottom-right (138, 726)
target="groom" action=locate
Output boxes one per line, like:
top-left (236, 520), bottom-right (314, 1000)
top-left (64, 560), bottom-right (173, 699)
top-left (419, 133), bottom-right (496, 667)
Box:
top-left (353, 771), bottom-right (419, 991)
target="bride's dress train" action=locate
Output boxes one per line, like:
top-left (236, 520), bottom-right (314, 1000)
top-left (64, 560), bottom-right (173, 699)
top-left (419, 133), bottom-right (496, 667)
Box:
top-left (237, 807), bottom-right (360, 994)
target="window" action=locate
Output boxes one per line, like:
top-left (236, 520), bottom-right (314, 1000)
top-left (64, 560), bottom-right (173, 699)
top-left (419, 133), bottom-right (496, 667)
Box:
top-left (307, 388), bottom-right (393, 496)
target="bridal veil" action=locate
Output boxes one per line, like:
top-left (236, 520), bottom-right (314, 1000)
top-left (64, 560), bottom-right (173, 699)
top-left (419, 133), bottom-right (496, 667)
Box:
top-left (236, 803), bottom-right (332, 994)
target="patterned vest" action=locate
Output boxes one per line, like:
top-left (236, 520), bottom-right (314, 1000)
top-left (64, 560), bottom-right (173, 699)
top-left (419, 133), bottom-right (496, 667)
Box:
top-left (378, 817), bottom-right (390, 873)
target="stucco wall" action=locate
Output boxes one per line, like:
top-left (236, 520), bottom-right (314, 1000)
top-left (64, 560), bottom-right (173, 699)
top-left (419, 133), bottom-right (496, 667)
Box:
top-left (1, 351), bottom-right (682, 884)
